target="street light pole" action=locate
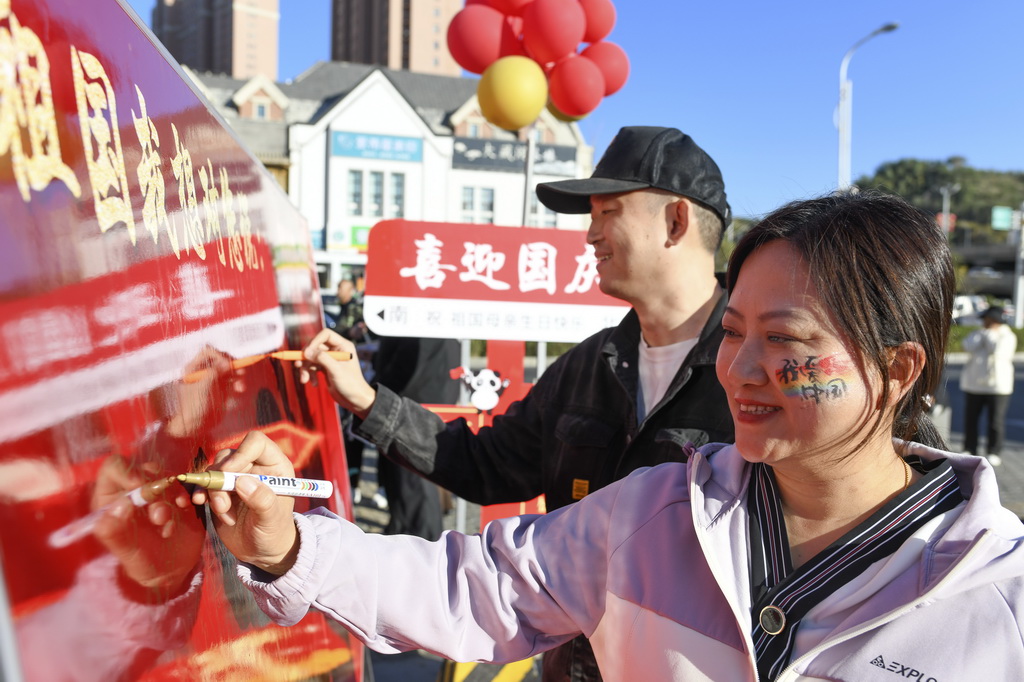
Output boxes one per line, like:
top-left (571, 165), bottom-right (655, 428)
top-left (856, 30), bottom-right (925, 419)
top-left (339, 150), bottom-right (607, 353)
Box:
top-left (939, 182), bottom-right (960, 236)
top-left (1014, 201), bottom-right (1024, 329)
top-left (837, 22), bottom-right (899, 191)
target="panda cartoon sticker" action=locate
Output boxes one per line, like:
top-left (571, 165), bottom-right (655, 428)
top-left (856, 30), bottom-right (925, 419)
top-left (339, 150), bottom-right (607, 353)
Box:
top-left (450, 367), bottom-right (511, 413)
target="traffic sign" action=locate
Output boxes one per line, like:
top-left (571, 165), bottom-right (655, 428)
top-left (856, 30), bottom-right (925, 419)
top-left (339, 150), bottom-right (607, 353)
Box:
top-left (992, 205), bottom-right (1014, 231)
top-left (936, 212), bottom-right (957, 232)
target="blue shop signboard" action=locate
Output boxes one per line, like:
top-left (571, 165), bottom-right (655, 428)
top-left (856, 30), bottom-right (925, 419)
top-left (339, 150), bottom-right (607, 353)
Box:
top-left (332, 131), bottom-right (423, 162)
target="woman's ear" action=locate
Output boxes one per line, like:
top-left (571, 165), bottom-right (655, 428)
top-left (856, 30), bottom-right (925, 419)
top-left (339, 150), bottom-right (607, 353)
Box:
top-left (886, 342), bottom-right (926, 407)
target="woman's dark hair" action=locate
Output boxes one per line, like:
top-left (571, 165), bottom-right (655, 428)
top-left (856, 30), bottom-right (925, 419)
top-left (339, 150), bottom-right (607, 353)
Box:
top-left (727, 191), bottom-right (954, 449)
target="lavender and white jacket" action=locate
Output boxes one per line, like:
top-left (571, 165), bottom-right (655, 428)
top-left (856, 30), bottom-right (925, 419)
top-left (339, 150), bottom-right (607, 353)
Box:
top-left (240, 442), bottom-right (1024, 681)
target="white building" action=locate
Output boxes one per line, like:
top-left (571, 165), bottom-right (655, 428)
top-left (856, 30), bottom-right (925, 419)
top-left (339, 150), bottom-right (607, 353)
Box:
top-left (191, 61), bottom-right (594, 289)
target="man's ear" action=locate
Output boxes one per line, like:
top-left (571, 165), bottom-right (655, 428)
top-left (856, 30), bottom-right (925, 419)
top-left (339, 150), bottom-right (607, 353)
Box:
top-left (886, 342), bottom-right (926, 407)
top-left (666, 198), bottom-right (691, 245)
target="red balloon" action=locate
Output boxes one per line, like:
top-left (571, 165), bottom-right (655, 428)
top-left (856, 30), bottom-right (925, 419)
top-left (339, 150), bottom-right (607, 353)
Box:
top-left (447, 5), bottom-right (524, 74)
top-left (486, 0), bottom-right (534, 15)
top-left (579, 0), bottom-right (615, 43)
top-left (581, 40), bottom-right (629, 95)
top-left (548, 54), bottom-right (604, 117)
top-left (500, 16), bottom-right (527, 58)
top-left (522, 0), bottom-right (586, 66)
top-left (506, 15), bottom-right (524, 36)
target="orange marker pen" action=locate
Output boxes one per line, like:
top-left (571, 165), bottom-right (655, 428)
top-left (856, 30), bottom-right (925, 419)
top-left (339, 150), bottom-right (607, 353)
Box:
top-left (268, 350), bottom-right (352, 362)
top-left (182, 351), bottom-right (352, 383)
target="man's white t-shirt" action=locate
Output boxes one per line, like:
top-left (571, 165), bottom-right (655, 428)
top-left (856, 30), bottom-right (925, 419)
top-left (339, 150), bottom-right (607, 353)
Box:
top-left (637, 337), bottom-right (698, 421)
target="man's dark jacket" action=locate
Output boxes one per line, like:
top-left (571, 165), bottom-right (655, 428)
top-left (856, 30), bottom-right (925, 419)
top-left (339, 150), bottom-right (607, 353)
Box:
top-left (354, 293), bottom-right (734, 682)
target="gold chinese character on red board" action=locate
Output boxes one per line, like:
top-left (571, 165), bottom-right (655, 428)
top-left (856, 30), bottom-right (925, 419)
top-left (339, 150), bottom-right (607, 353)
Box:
top-left (71, 45), bottom-right (136, 242)
top-left (132, 85), bottom-right (179, 256)
top-left (237, 190), bottom-right (262, 270)
top-left (198, 158), bottom-right (226, 266)
top-left (0, 3), bottom-right (81, 201)
top-left (219, 167), bottom-right (245, 272)
top-left (170, 123), bottom-right (207, 260)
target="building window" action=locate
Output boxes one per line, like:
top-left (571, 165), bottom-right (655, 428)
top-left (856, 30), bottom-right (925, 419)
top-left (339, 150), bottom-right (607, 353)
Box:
top-left (255, 102), bottom-right (267, 120)
top-left (529, 194), bottom-right (558, 227)
top-left (370, 171), bottom-right (384, 217)
top-left (480, 188), bottom-right (495, 223)
top-left (390, 173), bottom-right (405, 218)
top-left (348, 170), bottom-right (363, 216)
top-left (468, 122), bottom-right (480, 138)
top-left (462, 187), bottom-right (495, 224)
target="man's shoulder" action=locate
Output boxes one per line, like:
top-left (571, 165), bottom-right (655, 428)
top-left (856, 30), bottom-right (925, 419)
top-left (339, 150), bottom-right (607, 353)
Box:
top-left (549, 312), bottom-right (638, 359)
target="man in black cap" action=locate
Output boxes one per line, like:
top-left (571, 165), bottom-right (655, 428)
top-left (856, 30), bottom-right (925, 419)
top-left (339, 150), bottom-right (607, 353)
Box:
top-left (303, 126), bottom-right (735, 682)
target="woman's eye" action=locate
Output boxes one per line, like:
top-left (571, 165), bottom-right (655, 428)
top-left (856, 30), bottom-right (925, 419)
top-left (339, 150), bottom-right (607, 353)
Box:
top-left (722, 327), bottom-right (741, 338)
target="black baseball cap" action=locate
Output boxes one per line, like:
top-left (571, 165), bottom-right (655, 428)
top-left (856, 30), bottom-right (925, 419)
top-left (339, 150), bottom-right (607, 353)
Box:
top-left (536, 126), bottom-right (731, 226)
top-left (981, 306), bottom-right (1007, 323)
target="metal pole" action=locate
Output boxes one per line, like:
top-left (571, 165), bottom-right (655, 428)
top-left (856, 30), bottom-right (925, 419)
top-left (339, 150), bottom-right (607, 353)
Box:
top-left (455, 496), bottom-right (467, 534)
top-left (837, 23), bottom-right (899, 190)
top-left (520, 127), bottom-right (546, 380)
top-left (940, 183), bottom-right (962, 246)
top-left (838, 78), bottom-right (852, 190)
top-left (0, 550), bottom-right (24, 682)
top-left (521, 126), bottom-right (536, 226)
top-left (454, 338), bottom-right (472, 533)
top-left (940, 187), bottom-right (949, 232)
top-left (1014, 204), bottom-right (1024, 329)
top-left (324, 128), bottom-right (333, 249)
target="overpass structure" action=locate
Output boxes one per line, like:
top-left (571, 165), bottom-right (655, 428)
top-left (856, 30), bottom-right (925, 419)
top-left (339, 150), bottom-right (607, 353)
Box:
top-left (951, 243), bottom-right (1019, 297)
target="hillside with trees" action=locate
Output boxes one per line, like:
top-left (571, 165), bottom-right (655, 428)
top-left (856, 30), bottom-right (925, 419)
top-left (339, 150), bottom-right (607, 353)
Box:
top-left (854, 158), bottom-right (1024, 244)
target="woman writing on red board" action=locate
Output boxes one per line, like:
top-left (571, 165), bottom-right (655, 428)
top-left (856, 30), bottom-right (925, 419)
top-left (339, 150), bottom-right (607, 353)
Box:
top-left (197, 193), bottom-right (1024, 681)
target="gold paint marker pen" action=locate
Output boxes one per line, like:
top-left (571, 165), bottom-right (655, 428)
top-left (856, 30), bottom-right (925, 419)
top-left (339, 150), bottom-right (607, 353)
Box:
top-left (178, 471), bottom-right (333, 499)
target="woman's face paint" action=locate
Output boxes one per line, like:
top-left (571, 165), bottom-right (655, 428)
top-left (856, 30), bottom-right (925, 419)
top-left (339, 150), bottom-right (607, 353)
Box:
top-left (775, 354), bottom-right (856, 404)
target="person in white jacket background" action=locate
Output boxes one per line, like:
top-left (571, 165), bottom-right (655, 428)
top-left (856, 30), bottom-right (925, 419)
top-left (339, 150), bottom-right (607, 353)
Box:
top-left (960, 305), bottom-right (1018, 465)
top-left (191, 192), bottom-right (1024, 681)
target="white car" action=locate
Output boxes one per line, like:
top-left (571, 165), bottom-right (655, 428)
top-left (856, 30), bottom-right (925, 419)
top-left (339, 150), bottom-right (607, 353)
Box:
top-left (952, 294), bottom-right (988, 325)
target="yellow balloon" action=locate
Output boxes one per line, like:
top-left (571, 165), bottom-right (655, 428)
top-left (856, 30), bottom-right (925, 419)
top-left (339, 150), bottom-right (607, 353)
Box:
top-left (477, 56), bottom-right (548, 131)
top-left (547, 100), bottom-right (586, 123)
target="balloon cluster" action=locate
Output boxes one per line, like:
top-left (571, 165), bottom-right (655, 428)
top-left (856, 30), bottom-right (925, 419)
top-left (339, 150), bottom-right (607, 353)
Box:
top-left (448, 0), bottom-right (629, 131)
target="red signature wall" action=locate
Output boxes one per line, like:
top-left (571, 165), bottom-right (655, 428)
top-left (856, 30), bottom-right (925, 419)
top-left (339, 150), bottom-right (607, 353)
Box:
top-left (0, 0), bottom-right (362, 679)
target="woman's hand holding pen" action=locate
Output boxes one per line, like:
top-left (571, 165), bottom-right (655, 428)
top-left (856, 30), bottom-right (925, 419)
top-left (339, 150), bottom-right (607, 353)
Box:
top-left (194, 432), bottom-right (300, 576)
top-left (93, 457), bottom-right (205, 598)
top-left (298, 329), bottom-right (376, 419)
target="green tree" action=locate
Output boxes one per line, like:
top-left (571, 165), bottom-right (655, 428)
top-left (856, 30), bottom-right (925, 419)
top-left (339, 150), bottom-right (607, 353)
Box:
top-left (716, 216), bottom-right (752, 272)
top-left (854, 158), bottom-right (1024, 245)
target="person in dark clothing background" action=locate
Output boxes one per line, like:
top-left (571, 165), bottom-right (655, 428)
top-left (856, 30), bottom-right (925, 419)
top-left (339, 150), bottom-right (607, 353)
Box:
top-left (329, 276), bottom-right (374, 502)
top-left (300, 126), bottom-right (736, 681)
top-left (331, 277), bottom-right (369, 342)
top-left (372, 336), bottom-right (461, 540)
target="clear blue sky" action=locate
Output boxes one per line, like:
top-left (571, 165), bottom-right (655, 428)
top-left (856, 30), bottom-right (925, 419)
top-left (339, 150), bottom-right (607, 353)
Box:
top-left (126, 0), bottom-right (1023, 220)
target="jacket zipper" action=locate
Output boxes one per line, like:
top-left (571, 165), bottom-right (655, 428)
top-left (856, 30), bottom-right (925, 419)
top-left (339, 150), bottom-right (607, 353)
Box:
top-left (688, 453), bottom-right (763, 680)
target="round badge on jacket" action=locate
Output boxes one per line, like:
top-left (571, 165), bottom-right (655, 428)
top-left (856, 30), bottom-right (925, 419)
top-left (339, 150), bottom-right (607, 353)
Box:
top-left (759, 605), bottom-right (786, 635)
